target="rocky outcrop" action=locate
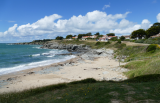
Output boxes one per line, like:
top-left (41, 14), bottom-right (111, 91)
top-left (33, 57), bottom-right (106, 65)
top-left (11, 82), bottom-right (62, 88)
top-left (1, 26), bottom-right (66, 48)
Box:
top-left (41, 42), bottom-right (91, 52)
top-left (81, 48), bottom-right (114, 60)
top-left (13, 42), bottom-right (45, 45)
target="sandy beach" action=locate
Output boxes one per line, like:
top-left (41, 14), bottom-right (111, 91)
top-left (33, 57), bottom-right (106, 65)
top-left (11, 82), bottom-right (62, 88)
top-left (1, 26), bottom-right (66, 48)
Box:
top-left (0, 49), bottom-right (129, 94)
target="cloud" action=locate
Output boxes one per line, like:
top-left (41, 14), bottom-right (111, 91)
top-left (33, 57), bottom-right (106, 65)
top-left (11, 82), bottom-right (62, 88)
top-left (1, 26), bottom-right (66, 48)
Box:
top-left (0, 10), bottom-right (153, 42)
top-left (157, 13), bottom-right (160, 22)
top-left (8, 21), bottom-right (16, 23)
top-left (102, 5), bottom-right (110, 10)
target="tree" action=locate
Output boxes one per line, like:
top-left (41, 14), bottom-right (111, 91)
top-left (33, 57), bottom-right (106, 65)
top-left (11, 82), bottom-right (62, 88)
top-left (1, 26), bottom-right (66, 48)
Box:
top-left (86, 32), bottom-right (92, 36)
top-left (96, 35), bottom-right (103, 39)
top-left (94, 32), bottom-right (100, 35)
top-left (146, 26), bottom-right (160, 38)
top-left (106, 33), bottom-right (115, 36)
top-left (66, 35), bottom-right (73, 39)
top-left (56, 36), bottom-right (63, 40)
top-left (131, 29), bottom-right (146, 39)
top-left (111, 37), bottom-right (118, 41)
top-left (78, 32), bottom-right (92, 39)
top-left (120, 36), bottom-right (125, 41)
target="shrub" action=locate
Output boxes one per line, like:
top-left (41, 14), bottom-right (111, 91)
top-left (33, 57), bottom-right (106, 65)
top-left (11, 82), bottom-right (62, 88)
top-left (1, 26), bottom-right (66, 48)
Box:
top-left (146, 44), bottom-right (157, 53)
top-left (95, 41), bottom-right (101, 45)
top-left (135, 39), bottom-right (146, 43)
top-left (120, 36), bottom-right (125, 41)
top-left (117, 39), bottom-right (121, 44)
top-left (111, 37), bottom-right (118, 41)
top-left (104, 41), bottom-right (110, 45)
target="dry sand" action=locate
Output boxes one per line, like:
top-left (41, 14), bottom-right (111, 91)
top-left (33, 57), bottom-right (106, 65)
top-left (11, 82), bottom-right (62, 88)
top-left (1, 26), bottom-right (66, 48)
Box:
top-left (0, 56), bottom-right (128, 94)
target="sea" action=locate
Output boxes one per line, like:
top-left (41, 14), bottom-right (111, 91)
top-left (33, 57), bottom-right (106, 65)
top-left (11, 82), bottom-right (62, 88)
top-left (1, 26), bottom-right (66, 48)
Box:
top-left (0, 43), bottom-right (76, 75)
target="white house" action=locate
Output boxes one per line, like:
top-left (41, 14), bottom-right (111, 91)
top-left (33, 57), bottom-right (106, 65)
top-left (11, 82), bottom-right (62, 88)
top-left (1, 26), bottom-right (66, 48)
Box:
top-left (122, 35), bottom-right (131, 39)
top-left (82, 35), bottom-right (97, 40)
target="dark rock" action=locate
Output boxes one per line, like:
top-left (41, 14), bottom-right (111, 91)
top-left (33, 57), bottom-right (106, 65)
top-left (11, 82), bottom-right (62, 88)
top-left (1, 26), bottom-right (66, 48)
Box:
top-left (7, 78), bottom-right (13, 81)
top-left (27, 72), bottom-right (35, 74)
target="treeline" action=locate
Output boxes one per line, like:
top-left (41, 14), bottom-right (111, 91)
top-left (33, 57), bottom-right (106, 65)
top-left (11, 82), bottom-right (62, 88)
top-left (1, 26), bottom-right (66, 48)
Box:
top-left (55, 22), bottom-right (160, 40)
top-left (32, 39), bottom-right (53, 42)
top-left (131, 22), bottom-right (160, 39)
top-left (55, 32), bottom-right (117, 40)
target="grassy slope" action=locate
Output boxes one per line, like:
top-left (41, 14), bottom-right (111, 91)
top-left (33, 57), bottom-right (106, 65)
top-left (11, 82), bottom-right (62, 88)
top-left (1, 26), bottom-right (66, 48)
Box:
top-left (1, 40), bottom-right (160, 103)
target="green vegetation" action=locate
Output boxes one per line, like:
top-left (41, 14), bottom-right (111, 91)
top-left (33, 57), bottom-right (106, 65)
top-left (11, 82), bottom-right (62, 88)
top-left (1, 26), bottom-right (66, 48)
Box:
top-left (114, 44), bottom-right (160, 79)
top-left (56, 36), bottom-right (63, 40)
top-left (78, 32), bottom-right (92, 39)
top-left (65, 35), bottom-right (73, 39)
top-left (1, 77), bottom-right (160, 103)
top-left (106, 33), bottom-right (115, 36)
top-left (120, 36), bottom-right (125, 41)
top-left (110, 37), bottom-right (117, 41)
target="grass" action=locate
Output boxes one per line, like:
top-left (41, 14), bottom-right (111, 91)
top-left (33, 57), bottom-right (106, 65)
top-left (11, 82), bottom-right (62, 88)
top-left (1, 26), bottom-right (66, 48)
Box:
top-left (1, 77), bottom-right (160, 103)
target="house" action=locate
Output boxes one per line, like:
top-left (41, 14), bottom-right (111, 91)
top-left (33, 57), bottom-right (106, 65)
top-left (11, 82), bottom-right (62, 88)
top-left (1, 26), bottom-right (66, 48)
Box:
top-left (150, 33), bottom-right (160, 38)
top-left (122, 35), bottom-right (131, 39)
top-left (98, 35), bottom-right (118, 41)
top-left (108, 36), bottom-right (117, 39)
top-left (72, 36), bottom-right (78, 39)
top-left (82, 35), bottom-right (97, 40)
top-left (98, 35), bottom-right (108, 41)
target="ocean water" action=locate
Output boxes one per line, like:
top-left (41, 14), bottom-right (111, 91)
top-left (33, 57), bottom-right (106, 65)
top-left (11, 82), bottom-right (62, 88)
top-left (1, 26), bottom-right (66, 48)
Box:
top-left (0, 43), bottom-right (75, 75)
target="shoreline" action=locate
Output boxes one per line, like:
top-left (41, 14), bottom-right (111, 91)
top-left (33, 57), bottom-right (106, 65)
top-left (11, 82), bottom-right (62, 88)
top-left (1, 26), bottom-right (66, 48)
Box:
top-left (0, 48), bottom-right (129, 94)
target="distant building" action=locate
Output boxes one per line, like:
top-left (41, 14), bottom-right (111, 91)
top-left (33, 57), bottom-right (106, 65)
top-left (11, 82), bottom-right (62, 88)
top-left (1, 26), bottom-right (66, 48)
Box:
top-left (108, 36), bottom-right (118, 39)
top-left (72, 36), bottom-right (78, 39)
top-left (122, 35), bottom-right (131, 39)
top-left (82, 35), bottom-right (97, 40)
top-left (150, 33), bottom-right (160, 38)
top-left (98, 35), bottom-right (108, 41)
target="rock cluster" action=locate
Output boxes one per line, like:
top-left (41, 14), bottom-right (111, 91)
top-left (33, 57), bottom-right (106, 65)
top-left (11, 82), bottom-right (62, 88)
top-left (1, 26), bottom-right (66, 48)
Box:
top-left (41, 42), bottom-right (91, 52)
top-left (81, 48), bottom-right (114, 60)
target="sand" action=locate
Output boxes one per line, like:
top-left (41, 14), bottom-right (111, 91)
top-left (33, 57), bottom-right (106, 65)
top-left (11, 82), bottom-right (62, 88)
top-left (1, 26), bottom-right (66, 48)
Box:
top-left (0, 55), bottom-right (128, 94)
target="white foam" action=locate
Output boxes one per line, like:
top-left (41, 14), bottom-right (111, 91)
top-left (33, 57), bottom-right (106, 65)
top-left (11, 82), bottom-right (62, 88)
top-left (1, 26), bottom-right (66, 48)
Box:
top-left (32, 46), bottom-right (41, 49)
top-left (42, 53), bottom-right (50, 56)
top-left (0, 55), bottom-right (76, 75)
top-left (32, 54), bottom-right (40, 57)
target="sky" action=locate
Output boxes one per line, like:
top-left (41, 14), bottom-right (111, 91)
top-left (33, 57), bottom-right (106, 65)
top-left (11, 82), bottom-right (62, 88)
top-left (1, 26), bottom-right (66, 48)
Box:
top-left (0, 0), bottom-right (160, 43)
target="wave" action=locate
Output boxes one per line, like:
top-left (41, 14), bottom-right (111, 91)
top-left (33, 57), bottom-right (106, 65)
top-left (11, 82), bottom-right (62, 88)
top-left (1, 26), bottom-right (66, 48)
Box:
top-left (32, 54), bottom-right (40, 57)
top-left (0, 55), bottom-right (76, 75)
top-left (32, 47), bottom-right (41, 49)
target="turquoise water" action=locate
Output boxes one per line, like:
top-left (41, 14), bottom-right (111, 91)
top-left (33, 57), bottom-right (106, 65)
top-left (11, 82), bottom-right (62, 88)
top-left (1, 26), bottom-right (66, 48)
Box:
top-left (0, 43), bottom-right (75, 75)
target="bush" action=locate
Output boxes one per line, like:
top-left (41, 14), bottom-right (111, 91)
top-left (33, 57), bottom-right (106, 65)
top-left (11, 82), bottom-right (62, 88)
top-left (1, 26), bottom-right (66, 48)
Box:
top-left (130, 40), bottom-right (136, 42)
top-left (111, 37), bottom-right (118, 41)
top-left (146, 44), bottom-right (157, 53)
top-left (104, 41), bottom-right (110, 45)
top-left (120, 36), bottom-right (125, 41)
top-left (144, 37), bottom-right (160, 44)
top-left (95, 41), bottom-right (101, 45)
top-left (135, 39), bottom-right (146, 43)
top-left (117, 39), bottom-right (121, 44)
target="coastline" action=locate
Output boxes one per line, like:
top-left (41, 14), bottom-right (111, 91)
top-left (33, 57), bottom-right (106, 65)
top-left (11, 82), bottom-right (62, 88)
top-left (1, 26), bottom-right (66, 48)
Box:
top-left (0, 48), bottom-right (129, 94)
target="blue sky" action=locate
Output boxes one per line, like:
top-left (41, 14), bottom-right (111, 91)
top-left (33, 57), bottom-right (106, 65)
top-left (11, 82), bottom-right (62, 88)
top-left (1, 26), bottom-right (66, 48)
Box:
top-left (0, 0), bottom-right (160, 43)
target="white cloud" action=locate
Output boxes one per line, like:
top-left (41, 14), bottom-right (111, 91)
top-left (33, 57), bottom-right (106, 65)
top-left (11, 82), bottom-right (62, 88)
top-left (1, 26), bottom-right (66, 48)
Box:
top-left (102, 5), bottom-right (110, 10)
top-left (0, 10), bottom-right (154, 42)
top-left (157, 13), bottom-right (160, 22)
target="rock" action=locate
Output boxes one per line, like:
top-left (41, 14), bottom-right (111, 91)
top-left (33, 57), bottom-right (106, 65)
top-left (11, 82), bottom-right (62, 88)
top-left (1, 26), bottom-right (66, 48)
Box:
top-left (27, 72), bottom-right (35, 74)
top-left (7, 78), bottom-right (13, 81)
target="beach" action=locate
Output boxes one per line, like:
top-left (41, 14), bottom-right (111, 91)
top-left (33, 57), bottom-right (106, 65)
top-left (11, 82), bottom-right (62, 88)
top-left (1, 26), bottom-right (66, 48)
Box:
top-left (0, 48), bottom-right (129, 94)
